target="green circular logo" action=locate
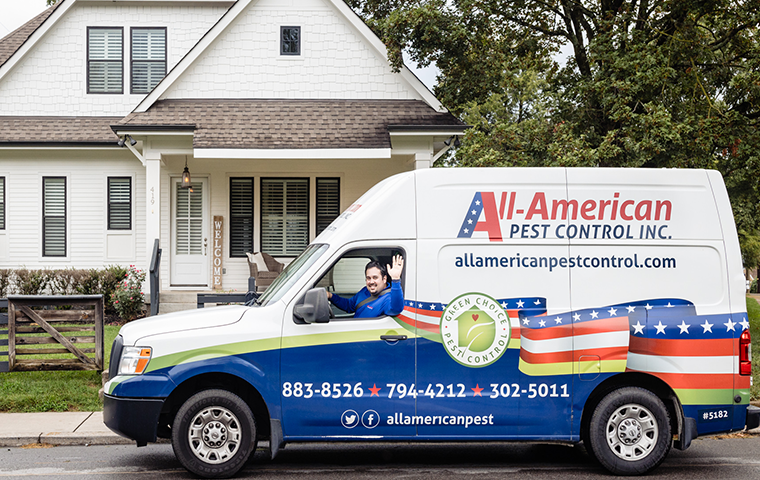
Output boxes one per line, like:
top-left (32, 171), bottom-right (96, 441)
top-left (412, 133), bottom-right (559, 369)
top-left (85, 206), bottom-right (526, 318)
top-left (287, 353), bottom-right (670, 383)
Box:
top-left (440, 292), bottom-right (512, 368)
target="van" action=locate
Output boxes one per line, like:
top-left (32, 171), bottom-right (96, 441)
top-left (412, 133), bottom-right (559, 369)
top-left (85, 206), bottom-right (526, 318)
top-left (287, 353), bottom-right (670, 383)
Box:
top-left (104, 167), bottom-right (759, 478)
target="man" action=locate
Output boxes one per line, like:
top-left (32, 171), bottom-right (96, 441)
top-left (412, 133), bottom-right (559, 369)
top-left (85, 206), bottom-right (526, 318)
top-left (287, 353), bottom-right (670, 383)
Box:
top-left (327, 254), bottom-right (404, 318)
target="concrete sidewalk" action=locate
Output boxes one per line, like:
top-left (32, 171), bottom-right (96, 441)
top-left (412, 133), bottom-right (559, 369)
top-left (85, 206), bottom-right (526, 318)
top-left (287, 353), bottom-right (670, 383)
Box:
top-left (0, 411), bottom-right (131, 447)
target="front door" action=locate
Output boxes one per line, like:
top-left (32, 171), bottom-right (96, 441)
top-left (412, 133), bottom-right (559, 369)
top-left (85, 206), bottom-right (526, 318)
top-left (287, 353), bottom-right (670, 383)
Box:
top-left (171, 178), bottom-right (209, 286)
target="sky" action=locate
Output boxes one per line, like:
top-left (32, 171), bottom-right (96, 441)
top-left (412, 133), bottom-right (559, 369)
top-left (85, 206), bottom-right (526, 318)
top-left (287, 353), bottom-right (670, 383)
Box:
top-left (0, 0), bottom-right (440, 90)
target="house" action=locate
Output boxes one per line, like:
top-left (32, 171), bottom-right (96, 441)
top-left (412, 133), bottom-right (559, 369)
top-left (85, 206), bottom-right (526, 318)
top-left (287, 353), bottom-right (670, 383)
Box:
top-left (0, 0), bottom-right (465, 299)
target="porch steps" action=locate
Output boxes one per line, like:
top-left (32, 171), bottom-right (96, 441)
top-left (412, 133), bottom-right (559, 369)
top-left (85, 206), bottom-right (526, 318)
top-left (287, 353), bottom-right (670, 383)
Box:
top-left (156, 292), bottom-right (201, 315)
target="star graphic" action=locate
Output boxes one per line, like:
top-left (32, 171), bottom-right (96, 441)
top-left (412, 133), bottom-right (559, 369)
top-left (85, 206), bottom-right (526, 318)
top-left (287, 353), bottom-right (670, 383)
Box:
top-left (608, 307), bottom-right (617, 316)
top-left (501, 302), bottom-right (508, 309)
top-left (740, 318), bottom-right (750, 330)
top-left (369, 384), bottom-right (381, 396)
top-left (627, 305), bottom-right (636, 313)
top-left (463, 228), bottom-right (469, 234)
top-left (590, 310), bottom-right (599, 319)
top-left (555, 316), bottom-right (563, 324)
top-left (430, 304), bottom-right (437, 310)
top-left (471, 209), bottom-right (477, 215)
top-left (724, 319), bottom-right (736, 332)
top-left (677, 320), bottom-right (690, 334)
top-left (475, 200), bottom-right (481, 206)
top-left (534, 299), bottom-right (542, 305)
top-left (632, 321), bottom-right (645, 335)
top-left (522, 318), bottom-right (530, 326)
top-left (645, 304), bottom-right (653, 310)
top-left (654, 321), bottom-right (667, 334)
top-left (701, 320), bottom-right (713, 333)
top-left (472, 384), bottom-right (484, 396)
top-left (539, 320), bottom-right (546, 327)
top-left (468, 219), bottom-right (473, 224)
top-left (666, 302), bottom-right (674, 308)
top-left (418, 303), bottom-right (423, 308)
top-left (516, 300), bottom-right (525, 308)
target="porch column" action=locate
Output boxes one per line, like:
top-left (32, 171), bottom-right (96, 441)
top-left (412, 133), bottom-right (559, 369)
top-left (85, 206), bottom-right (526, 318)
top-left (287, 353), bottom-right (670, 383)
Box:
top-left (145, 155), bottom-right (162, 290)
top-left (414, 150), bottom-right (432, 169)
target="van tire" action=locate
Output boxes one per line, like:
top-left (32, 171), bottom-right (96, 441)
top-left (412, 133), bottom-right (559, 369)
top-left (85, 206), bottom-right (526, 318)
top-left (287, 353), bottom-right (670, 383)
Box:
top-left (588, 387), bottom-right (671, 475)
top-left (172, 389), bottom-right (256, 478)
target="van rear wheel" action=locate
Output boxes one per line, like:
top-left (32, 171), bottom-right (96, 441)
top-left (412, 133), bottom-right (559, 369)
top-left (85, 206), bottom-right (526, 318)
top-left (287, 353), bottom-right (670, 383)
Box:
top-left (172, 389), bottom-right (256, 479)
top-left (588, 387), bottom-right (671, 475)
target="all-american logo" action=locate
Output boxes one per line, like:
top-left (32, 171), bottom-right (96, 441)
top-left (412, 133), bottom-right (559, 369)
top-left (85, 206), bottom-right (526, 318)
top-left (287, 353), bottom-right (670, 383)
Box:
top-left (458, 192), bottom-right (673, 241)
top-left (440, 293), bottom-right (512, 368)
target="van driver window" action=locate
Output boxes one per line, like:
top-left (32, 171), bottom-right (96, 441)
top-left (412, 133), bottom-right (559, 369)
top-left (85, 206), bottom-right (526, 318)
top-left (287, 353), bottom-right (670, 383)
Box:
top-left (315, 248), bottom-right (405, 319)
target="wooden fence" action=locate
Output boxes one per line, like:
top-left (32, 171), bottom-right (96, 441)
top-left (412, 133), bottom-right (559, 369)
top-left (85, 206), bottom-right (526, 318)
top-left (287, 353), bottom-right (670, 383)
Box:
top-left (0, 295), bottom-right (104, 372)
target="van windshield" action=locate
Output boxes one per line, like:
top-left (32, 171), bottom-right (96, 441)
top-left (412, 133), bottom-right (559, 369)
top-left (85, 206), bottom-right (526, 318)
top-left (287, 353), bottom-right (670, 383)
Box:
top-left (256, 244), bottom-right (329, 306)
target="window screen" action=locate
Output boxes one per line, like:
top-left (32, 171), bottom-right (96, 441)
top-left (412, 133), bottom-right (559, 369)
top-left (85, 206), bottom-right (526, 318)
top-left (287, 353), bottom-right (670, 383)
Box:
top-left (131, 27), bottom-right (166, 94)
top-left (108, 177), bottom-right (131, 230)
top-left (43, 177), bottom-right (66, 257)
top-left (88, 27), bottom-right (123, 93)
top-left (230, 178), bottom-right (254, 257)
top-left (261, 178), bottom-right (308, 256)
top-left (316, 178), bottom-right (339, 235)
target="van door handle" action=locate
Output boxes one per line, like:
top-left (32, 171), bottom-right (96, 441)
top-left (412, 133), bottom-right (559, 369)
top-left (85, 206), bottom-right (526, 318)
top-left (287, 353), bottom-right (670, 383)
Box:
top-left (380, 334), bottom-right (407, 341)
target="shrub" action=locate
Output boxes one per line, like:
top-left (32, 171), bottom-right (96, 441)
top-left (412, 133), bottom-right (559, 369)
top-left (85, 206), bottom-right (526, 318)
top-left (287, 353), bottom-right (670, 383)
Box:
top-left (110, 265), bottom-right (146, 321)
top-left (0, 269), bottom-right (11, 298)
top-left (14, 268), bottom-right (51, 295)
top-left (100, 265), bottom-right (128, 314)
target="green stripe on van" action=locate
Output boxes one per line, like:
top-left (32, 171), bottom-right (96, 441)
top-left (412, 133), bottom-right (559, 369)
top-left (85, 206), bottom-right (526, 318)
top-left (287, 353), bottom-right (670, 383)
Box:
top-left (145, 337), bottom-right (281, 373)
top-left (674, 388), bottom-right (736, 405)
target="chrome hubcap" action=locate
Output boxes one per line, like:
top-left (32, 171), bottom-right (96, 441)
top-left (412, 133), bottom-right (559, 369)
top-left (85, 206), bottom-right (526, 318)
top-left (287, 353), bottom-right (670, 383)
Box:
top-left (606, 404), bottom-right (658, 461)
top-left (188, 406), bottom-right (241, 464)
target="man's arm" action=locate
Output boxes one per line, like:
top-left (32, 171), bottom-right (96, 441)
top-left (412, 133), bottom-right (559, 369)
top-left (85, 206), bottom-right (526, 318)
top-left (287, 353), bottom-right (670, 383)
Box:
top-left (329, 291), bottom-right (356, 313)
top-left (386, 280), bottom-right (404, 316)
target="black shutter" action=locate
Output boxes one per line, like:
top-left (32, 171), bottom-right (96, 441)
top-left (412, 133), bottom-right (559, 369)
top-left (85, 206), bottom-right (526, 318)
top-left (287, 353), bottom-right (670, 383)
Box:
top-left (316, 178), bottom-right (339, 235)
top-left (230, 178), bottom-right (254, 257)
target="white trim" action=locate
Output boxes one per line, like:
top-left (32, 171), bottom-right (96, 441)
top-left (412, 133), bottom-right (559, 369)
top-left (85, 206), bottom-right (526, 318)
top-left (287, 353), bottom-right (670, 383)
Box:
top-left (0, 146), bottom-right (121, 151)
top-left (134, 0), bottom-right (254, 113)
top-left (0, 0), bottom-right (76, 83)
top-left (389, 130), bottom-right (466, 137)
top-left (134, 0), bottom-right (445, 113)
top-left (125, 141), bottom-right (147, 166)
top-left (194, 148), bottom-right (392, 160)
top-left (114, 130), bottom-right (195, 137)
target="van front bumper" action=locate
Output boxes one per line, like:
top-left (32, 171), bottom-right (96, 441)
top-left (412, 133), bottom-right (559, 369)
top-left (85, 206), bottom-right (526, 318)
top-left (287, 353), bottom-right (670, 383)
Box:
top-left (103, 394), bottom-right (164, 446)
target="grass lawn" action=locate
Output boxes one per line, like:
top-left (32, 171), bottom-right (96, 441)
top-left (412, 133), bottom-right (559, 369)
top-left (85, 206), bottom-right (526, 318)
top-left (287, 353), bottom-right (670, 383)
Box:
top-left (1, 298), bottom-right (759, 412)
top-left (0, 325), bottom-right (120, 412)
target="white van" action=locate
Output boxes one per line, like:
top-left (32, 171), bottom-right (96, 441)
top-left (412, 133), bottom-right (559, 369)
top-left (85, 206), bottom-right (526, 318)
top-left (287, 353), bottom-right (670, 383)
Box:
top-left (104, 168), bottom-right (758, 478)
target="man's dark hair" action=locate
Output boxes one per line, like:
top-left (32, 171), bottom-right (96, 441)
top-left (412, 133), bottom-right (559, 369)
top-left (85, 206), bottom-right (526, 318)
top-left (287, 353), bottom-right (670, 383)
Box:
top-left (365, 260), bottom-right (388, 283)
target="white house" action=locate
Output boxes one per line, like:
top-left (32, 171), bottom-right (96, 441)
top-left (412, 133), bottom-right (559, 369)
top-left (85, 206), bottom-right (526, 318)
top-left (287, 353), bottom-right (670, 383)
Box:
top-left (0, 0), bottom-right (464, 297)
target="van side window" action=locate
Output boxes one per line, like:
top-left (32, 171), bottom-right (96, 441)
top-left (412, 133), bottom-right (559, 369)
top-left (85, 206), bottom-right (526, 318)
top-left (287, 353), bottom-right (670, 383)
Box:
top-left (308, 247), bottom-right (405, 321)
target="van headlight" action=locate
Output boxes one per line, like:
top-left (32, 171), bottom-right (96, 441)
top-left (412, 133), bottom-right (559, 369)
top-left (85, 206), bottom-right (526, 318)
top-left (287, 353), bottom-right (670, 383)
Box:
top-left (118, 347), bottom-right (152, 375)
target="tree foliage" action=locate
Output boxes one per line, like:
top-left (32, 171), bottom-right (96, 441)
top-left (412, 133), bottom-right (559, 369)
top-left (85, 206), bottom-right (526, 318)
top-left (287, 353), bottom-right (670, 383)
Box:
top-left (348, 0), bottom-right (760, 268)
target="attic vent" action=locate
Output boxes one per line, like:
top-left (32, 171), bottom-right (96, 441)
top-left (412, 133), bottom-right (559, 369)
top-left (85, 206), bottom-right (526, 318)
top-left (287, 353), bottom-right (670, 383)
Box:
top-left (281, 26), bottom-right (300, 55)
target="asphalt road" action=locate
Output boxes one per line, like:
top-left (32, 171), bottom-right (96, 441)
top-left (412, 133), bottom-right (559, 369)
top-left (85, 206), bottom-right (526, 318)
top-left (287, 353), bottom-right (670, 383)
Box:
top-left (1, 433), bottom-right (759, 479)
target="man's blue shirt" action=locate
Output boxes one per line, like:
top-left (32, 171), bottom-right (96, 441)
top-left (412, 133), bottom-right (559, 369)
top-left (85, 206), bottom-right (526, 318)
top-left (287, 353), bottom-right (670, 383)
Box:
top-left (329, 280), bottom-right (404, 318)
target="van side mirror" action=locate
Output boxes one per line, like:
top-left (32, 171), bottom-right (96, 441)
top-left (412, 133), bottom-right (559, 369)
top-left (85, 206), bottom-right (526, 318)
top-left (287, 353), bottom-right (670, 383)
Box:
top-left (294, 287), bottom-right (331, 324)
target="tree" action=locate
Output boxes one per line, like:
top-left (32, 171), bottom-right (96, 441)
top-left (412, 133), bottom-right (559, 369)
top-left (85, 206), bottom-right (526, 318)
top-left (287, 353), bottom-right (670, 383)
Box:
top-left (348, 0), bottom-right (760, 269)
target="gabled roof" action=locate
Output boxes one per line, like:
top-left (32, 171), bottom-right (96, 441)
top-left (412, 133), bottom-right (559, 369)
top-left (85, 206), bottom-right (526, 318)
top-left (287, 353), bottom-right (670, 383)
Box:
top-left (0, 3), bottom-right (61, 69)
top-left (0, 116), bottom-right (121, 145)
top-left (115, 99), bottom-right (464, 149)
top-left (135, 0), bottom-right (444, 113)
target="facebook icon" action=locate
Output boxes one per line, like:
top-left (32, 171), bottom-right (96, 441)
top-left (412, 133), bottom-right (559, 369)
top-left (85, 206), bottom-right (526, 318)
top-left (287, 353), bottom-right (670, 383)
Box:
top-left (362, 410), bottom-right (379, 429)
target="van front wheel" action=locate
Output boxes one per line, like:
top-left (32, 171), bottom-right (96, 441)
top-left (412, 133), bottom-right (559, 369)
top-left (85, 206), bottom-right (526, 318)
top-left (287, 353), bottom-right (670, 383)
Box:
top-left (588, 387), bottom-right (671, 475)
top-left (172, 389), bottom-right (256, 479)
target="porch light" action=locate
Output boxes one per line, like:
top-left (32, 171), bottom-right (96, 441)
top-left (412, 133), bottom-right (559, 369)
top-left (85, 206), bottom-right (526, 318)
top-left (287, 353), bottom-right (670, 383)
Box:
top-left (181, 156), bottom-right (192, 189)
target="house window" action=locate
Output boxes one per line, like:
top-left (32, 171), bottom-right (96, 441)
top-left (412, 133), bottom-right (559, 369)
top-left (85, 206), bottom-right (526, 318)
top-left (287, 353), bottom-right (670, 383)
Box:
top-left (0, 177), bottom-right (5, 230)
top-left (87, 27), bottom-right (123, 94)
top-left (230, 178), bottom-right (254, 258)
top-left (261, 178), bottom-right (308, 256)
top-left (280, 26), bottom-right (300, 55)
top-left (43, 177), bottom-right (66, 257)
top-left (108, 177), bottom-right (131, 230)
top-left (316, 178), bottom-right (340, 235)
top-left (131, 27), bottom-right (166, 94)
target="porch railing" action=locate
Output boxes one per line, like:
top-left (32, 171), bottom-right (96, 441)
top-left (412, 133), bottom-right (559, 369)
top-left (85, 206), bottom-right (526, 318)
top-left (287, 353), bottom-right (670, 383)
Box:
top-left (149, 239), bottom-right (162, 316)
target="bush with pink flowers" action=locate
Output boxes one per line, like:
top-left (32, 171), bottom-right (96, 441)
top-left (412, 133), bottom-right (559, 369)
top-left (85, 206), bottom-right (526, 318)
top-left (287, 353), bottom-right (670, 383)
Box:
top-left (110, 265), bottom-right (146, 320)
